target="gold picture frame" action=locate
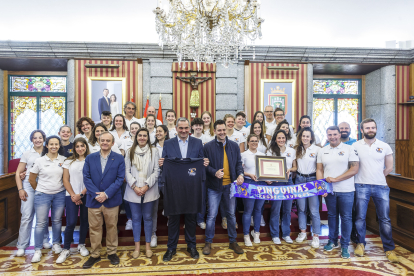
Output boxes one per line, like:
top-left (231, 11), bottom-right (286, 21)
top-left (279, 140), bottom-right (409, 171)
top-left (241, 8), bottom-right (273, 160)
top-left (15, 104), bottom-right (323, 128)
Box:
top-left (260, 79), bottom-right (296, 129)
top-left (255, 155), bottom-right (288, 181)
top-left (87, 77), bottom-right (127, 122)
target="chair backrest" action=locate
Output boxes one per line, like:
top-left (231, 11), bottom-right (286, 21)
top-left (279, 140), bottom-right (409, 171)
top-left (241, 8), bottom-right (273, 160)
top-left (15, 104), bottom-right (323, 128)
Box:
top-left (8, 159), bottom-right (20, 173)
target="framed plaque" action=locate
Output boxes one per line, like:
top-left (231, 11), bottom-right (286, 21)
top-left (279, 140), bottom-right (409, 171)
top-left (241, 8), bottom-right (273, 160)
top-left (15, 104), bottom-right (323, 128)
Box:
top-left (255, 155), bottom-right (288, 181)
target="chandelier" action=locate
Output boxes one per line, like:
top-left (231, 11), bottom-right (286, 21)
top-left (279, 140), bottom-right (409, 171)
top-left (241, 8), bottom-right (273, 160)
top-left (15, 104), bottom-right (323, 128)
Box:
top-left (154, 0), bottom-right (264, 68)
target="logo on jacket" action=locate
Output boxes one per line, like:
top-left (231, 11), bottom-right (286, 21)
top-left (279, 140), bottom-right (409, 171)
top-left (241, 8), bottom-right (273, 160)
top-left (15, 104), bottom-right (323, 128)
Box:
top-left (309, 153), bottom-right (316, 158)
top-left (376, 148), bottom-right (383, 153)
top-left (188, 168), bottom-right (197, 176)
top-left (234, 138), bottom-right (240, 142)
top-left (286, 153), bottom-right (291, 157)
top-left (68, 149), bottom-right (73, 153)
top-left (338, 151), bottom-right (345, 156)
top-left (288, 144), bottom-right (294, 148)
top-left (354, 149), bottom-right (358, 156)
top-left (58, 163), bottom-right (63, 167)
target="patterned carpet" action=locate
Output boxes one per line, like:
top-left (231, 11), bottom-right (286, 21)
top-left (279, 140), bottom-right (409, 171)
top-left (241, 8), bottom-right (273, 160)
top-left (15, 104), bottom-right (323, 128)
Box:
top-left (1, 237), bottom-right (414, 275)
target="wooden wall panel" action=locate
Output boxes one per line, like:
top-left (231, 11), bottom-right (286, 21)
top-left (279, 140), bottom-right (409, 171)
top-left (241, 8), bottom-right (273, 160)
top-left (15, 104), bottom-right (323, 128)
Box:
top-left (0, 173), bottom-right (20, 247)
top-left (395, 140), bottom-right (411, 178)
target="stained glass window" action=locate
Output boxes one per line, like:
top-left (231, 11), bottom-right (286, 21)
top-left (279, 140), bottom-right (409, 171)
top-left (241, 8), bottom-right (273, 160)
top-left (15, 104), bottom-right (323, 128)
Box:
top-left (8, 76), bottom-right (67, 160)
top-left (10, 97), bottom-right (38, 159)
top-left (314, 80), bottom-right (358, 94)
top-left (312, 79), bottom-right (361, 143)
top-left (313, 98), bottom-right (334, 144)
top-left (11, 76), bottom-right (66, 92)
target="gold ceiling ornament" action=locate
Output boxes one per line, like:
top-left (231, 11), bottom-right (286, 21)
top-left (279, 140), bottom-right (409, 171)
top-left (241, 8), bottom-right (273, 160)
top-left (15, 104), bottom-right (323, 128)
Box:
top-left (154, 0), bottom-right (264, 69)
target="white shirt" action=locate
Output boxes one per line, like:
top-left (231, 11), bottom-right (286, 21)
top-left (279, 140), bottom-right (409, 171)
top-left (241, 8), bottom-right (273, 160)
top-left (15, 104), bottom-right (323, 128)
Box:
top-left (168, 128), bottom-right (177, 138)
top-left (227, 131), bottom-right (245, 146)
top-left (241, 149), bottom-right (265, 179)
top-left (353, 139), bottom-right (393, 186)
top-left (74, 133), bottom-right (87, 140)
top-left (296, 144), bottom-right (320, 175)
top-left (317, 142), bottom-right (359, 192)
top-left (193, 134), bottom-right (211, 146)
top-left (120, 138), bottom-right (134, 153)
top-left (148, 128), bottom-right (156, 144)
top-left (265, 119), bottom-right (276, 130)
top-left (234, 126), bottom-right (249, 140)
top-left (30, 154), bottom-right (66, 194)
top-left (203, 129), bottom-right (215, 142)
top-left (137, 118), bottom-right (163, 128)
top-left (266, 146), bottom-right (296, 171)
top-left (20, 148), bottom-right (41, 182)
top-left (286, 136), bottom-right (297, 149)
top-left (109, 130), bottom-right (130, 148)
top-left (125, 117), bottom-right (141, 130)
top-left (88, 142), bottom-right (122, 155)
top-left (155, 142), bottom-right (164, 158)
top-left (63, 159), bottom-right (86, 196)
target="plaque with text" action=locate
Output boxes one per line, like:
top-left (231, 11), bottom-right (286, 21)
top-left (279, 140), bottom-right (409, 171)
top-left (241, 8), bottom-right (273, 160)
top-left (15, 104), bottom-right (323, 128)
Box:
top-left (255, 155), bottom-right (288, 181)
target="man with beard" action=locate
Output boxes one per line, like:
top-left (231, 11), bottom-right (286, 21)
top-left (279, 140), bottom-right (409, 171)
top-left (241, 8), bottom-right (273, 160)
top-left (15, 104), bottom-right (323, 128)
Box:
top-left (352, 119), bottom-right (398, 263)
top-left (338, 122), bottom-right (357, 145)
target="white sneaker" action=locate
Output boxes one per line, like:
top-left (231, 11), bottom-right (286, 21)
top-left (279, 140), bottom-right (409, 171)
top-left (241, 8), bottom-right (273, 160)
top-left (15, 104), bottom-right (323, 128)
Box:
top-left (77, 244), bottom-right (89, 257)
top-left (250, 216), bottom-right (254, 226)
top-left (56, 249), bottom-right (70, 264)
top-left (198, 222), bottom-right (206, 229)
top-left (150, 234), bottom-right (158, 248)
top-left (52, 244), bottom-right (62, 254)
top-left (251, 230), bottom-right (260, 244)
top-left (296, 232), bottom-right (307, 243)
top-left (43, 242), bottom-right (52, 249)
top-left (260, 215), bottom-right (266, 227)
top-left (311, 236), bottom-right (320, 248)
top-left (16, 249), bottom-right (25, 257)
top-left (244, 235), bottom-right (253, 246)
top-left (272, 237), bottom-right (281, 244)
top-left (125, 219), bottom-right (133, 230)
top-left (283, 236), bottom-right (293, 244)
top-left (31, 250), bottom-right (42, 263)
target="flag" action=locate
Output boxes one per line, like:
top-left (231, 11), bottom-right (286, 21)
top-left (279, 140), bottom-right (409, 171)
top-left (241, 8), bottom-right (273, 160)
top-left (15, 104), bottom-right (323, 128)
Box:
top-left (143, 96), bottom-right (149, 118)
top-left (157, 95), bottom-right (163, 124)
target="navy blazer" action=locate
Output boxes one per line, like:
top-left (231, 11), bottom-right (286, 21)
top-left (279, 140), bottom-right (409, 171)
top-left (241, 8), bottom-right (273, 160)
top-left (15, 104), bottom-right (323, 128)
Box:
top-left (162, 135), bottom-right (204, 159)
top-left (83, 151), bottom-right (125, 208)
top-left (98, 96), bottom-right (110, 116)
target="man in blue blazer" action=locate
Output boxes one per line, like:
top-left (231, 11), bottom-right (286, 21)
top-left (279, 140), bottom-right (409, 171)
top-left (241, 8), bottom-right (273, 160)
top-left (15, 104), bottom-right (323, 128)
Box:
top-left (98, 88), bottom-right (111, 117)
top-left (82, 131), bottom-right (125, 269)
top-left (158, 117), bottom-right (209, 262)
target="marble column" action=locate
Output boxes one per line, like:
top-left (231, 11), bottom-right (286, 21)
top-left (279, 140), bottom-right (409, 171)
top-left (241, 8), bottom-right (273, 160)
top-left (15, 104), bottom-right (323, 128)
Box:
top-left (67, 59), bottom-right (75, 140)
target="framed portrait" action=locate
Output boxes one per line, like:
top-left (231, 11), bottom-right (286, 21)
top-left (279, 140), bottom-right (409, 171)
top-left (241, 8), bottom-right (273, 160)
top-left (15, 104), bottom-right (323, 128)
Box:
top-left (87, 77), bottom-right (126, 122)
top-left (255, 155), bottom-right (288, 181)
top-left (260, 79), bottom-right (296, 128)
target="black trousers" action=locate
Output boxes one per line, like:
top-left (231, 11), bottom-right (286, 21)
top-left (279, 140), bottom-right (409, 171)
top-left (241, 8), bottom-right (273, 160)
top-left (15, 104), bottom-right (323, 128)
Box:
top-left (167, 213), bottom-right (197, 250)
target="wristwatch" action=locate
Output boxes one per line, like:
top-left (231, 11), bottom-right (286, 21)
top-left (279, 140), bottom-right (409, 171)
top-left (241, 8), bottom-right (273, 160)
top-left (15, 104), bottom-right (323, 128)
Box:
top-left (239, 173), bottom-right (244, 178)
top-left (80, 193), bottom-right (84, 198)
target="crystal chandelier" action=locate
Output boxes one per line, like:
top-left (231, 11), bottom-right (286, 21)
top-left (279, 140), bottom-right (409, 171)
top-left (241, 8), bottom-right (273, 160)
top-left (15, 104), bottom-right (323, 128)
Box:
top-left (154, 0), bottom-right (264, 68)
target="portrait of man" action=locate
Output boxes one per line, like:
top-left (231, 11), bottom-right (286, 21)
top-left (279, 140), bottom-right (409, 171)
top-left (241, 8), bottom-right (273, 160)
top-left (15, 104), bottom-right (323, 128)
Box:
top-left (98, 88), bottom-right (111, 116)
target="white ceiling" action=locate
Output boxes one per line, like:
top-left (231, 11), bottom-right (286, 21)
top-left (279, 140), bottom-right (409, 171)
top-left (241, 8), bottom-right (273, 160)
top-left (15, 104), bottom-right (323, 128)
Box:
top-left (0, 0), bottom-right (413, 48)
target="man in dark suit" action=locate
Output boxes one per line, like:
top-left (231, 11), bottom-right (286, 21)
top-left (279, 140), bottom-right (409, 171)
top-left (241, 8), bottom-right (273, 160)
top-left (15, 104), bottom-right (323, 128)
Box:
top-left (158, 117), bottom-right (209, 262)
top-left (98, 88), bottom-right (111, 116)
top-left (82, 131), bottom-right (125, 269)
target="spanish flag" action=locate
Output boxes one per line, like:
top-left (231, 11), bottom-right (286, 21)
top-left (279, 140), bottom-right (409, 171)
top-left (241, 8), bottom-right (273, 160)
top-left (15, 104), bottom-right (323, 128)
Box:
top-left (143, 95), bottom-right (149, 118)
top-left (157, 94), bottom-right (163, 124)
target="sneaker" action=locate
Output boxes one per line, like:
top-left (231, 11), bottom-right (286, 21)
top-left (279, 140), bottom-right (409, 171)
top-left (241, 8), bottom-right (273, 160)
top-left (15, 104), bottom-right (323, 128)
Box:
top-left (16, 249), bottom-right (25, 257)
top-left (198, 222), bottom-right (206, 229)
top-left (386, 250), bottom-right (399, 263)
top-left (260, 215), bottom-right (266, 227)
top-left (283, 236), bottom-right (293, 244)
top-left (311, 236), bottom-right (320, 248)
top-left (296, 232), bottom-right (307, 243)
top-left (341, 247), bottom-right (350, 259)
top-left (222, 218), bottom-right (227, 229)
top-left (150, 234), bottom-right (158, 248)
top-left (250, 216), bottom-right (254, 226)
top-left (31, 250), bottom-right (42, 263)
top-left (251, 230), bottom-right (260, 244)
top-left (354, 243), bottom-right (365, 257)
top-left (244, 235), bottom-right (253, 247)
top-left (52, 244), bottom-right (62, 254)
top-left (272, 237), bottom-right (281, 244)
top-left (43, 242), bottom-right (52, 249)
top-left (324, 240), bottom-right (339, 251)
top-left (125, 219), bottom-right (133, 230)
top-left (120, 209), bottom-right (126, 214)
top-left (56, 249), bottom-right (71, 264)
top-left (77, 244), bottom-right (89, 257)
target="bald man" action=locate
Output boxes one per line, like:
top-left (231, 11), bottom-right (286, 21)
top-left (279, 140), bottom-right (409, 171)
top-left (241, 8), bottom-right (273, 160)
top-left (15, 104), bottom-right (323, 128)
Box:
top-left (338, 122), bottom-right (357, 145)
top-left (138, 106), bottom-right (163, 127)
top-left (264, 105), bottom-right (276, 129)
